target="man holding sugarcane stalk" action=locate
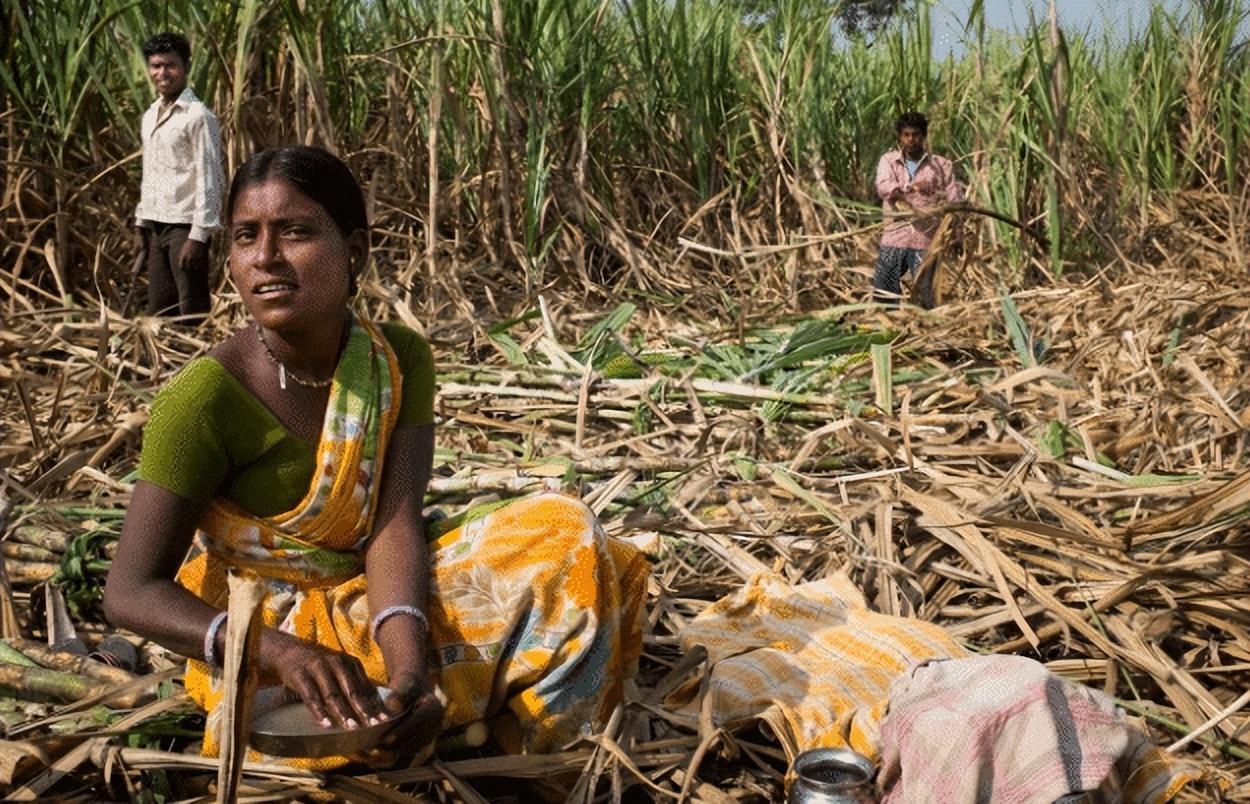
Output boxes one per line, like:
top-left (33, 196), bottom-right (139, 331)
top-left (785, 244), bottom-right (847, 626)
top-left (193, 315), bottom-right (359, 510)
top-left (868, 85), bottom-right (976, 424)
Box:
top-left (132, 32), bottom-right (224, 322)
top-left (873, 111), bottom-right (963, 308)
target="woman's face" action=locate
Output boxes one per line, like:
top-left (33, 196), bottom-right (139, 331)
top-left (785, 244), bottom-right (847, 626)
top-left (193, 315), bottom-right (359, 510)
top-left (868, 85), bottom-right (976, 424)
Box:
top-left (228, 177), bottom-right (364, 335)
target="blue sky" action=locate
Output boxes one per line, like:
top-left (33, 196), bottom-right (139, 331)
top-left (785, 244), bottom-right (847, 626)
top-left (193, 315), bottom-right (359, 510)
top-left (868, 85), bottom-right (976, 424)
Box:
top-left (929, 0), bottom-right (1195, 58)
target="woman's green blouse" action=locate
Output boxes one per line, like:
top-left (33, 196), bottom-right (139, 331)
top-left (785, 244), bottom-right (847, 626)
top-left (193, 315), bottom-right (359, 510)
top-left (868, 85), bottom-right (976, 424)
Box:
top-left (137, 323), bottom-right (434, 517)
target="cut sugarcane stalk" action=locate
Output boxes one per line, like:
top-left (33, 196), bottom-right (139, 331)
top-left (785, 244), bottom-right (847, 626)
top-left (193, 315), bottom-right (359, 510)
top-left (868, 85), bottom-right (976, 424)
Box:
top-left (5, 638), bottom-right (138, 688)
top-left (0, 544), bottom-right (60, 564)
top-left (5, 563), bottom-right (58, 586)
top-left (0, 664), bottom-right (109, 703)
top-left (7, 527), bottom-right (69, 555)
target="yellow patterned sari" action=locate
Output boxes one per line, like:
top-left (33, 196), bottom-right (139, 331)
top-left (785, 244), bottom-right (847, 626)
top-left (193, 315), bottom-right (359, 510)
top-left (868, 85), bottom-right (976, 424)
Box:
top-left (176, 316), bottom-right (649, 768)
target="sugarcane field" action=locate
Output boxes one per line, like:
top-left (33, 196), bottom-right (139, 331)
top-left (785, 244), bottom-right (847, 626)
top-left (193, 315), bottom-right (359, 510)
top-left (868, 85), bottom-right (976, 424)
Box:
top-left (2, 0), bottom-right (1249, 801)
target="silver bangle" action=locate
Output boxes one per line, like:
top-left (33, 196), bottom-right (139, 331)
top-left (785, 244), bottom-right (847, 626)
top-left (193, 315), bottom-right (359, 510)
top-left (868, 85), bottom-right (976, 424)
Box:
top-left (204, 611), bottom-right (228, 670)
top-left (371, 605), bottom-right (428, 639)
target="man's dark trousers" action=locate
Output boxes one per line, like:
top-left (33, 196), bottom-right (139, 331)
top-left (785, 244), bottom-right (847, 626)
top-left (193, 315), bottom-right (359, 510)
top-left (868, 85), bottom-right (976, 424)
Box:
top-left (144, 222), bottom-right (210, 319)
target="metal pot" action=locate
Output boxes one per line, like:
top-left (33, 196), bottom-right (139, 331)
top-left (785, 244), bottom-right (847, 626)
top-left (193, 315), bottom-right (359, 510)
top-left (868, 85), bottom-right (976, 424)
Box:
top-left (248, 686), bottom-right (406, 758)
top-left (786, 748), bottom-right (878, 804)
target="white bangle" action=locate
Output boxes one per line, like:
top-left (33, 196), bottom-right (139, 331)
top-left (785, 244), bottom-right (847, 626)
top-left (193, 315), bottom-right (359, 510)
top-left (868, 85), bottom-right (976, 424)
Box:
top-left (371, 605), bottom-right (428, 639)
top-left (204, 611), bottom-right (228, 670)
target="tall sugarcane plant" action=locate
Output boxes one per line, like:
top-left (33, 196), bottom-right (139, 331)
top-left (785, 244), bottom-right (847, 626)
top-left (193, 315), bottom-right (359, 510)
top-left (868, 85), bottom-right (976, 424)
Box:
top-left (2, 0), bottom-right (1247, 301)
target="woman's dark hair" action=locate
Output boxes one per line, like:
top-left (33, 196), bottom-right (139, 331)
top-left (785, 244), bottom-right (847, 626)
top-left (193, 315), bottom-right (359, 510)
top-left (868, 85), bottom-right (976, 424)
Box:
top-left (142, 32), bottom-right (191, 65)
top-left (895, 111), bottom-right (929, 136)
top-left (227, 146), bottom-right (368, 237)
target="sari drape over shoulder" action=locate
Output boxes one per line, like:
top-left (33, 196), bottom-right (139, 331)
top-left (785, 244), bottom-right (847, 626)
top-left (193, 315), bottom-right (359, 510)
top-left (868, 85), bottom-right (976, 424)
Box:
top-left (176, 315), bottom-right (649, 769)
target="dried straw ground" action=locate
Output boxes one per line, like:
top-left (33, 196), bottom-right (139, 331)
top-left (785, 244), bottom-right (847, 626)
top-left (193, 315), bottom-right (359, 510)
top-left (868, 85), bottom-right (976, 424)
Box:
top-left (1, 203), bottom-right (1248, 800)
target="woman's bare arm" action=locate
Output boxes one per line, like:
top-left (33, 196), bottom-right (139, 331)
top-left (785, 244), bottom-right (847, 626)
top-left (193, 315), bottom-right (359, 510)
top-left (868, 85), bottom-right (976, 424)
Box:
top-left (103, 481), bottom-right (220, 657)
top-left (365, 423), bottom-right (435, 691)
top-left (103, 481), bottom-right (387, 729)
top-left (363, 423), bottom-right (445, 753)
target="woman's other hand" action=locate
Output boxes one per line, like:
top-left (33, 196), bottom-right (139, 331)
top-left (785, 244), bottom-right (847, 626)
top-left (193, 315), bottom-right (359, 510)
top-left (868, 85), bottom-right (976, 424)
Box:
top-left (380, 670), bottom-right (445, 765)
top-left (269, 635), bottom-right (387, 730)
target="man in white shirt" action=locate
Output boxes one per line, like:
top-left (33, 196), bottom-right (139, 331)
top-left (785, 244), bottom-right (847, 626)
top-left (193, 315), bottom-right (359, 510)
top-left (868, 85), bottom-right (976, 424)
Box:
top-left (134, 32), bottom-right (224, 321)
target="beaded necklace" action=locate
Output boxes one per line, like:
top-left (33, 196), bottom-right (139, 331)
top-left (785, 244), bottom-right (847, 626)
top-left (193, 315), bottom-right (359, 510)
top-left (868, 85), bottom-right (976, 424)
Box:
top-left (254, 321), bottom-right (348, 390)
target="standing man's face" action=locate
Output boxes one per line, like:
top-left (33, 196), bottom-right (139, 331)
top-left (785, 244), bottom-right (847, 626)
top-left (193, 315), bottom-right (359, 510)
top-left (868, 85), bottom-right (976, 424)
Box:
top-left (147, 52), bottom-right (188, 102)
top-left (898, 126), bottom-right (926, 160)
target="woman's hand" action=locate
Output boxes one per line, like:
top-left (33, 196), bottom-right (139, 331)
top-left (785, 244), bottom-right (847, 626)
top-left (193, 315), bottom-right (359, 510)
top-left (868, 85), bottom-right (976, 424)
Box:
top-left (379, 669), bottom-right (445, 766)
top-left (269, 635), bottom-right (387, 730)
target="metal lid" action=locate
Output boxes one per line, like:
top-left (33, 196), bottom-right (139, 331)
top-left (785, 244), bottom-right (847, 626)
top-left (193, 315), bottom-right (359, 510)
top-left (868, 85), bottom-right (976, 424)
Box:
top-left (793, 748), bottom-right (875, 792)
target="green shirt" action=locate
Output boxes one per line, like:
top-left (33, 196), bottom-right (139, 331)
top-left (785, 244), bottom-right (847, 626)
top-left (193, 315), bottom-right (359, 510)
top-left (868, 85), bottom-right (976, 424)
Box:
top-left (138, 323), bottom-right (434, 517)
